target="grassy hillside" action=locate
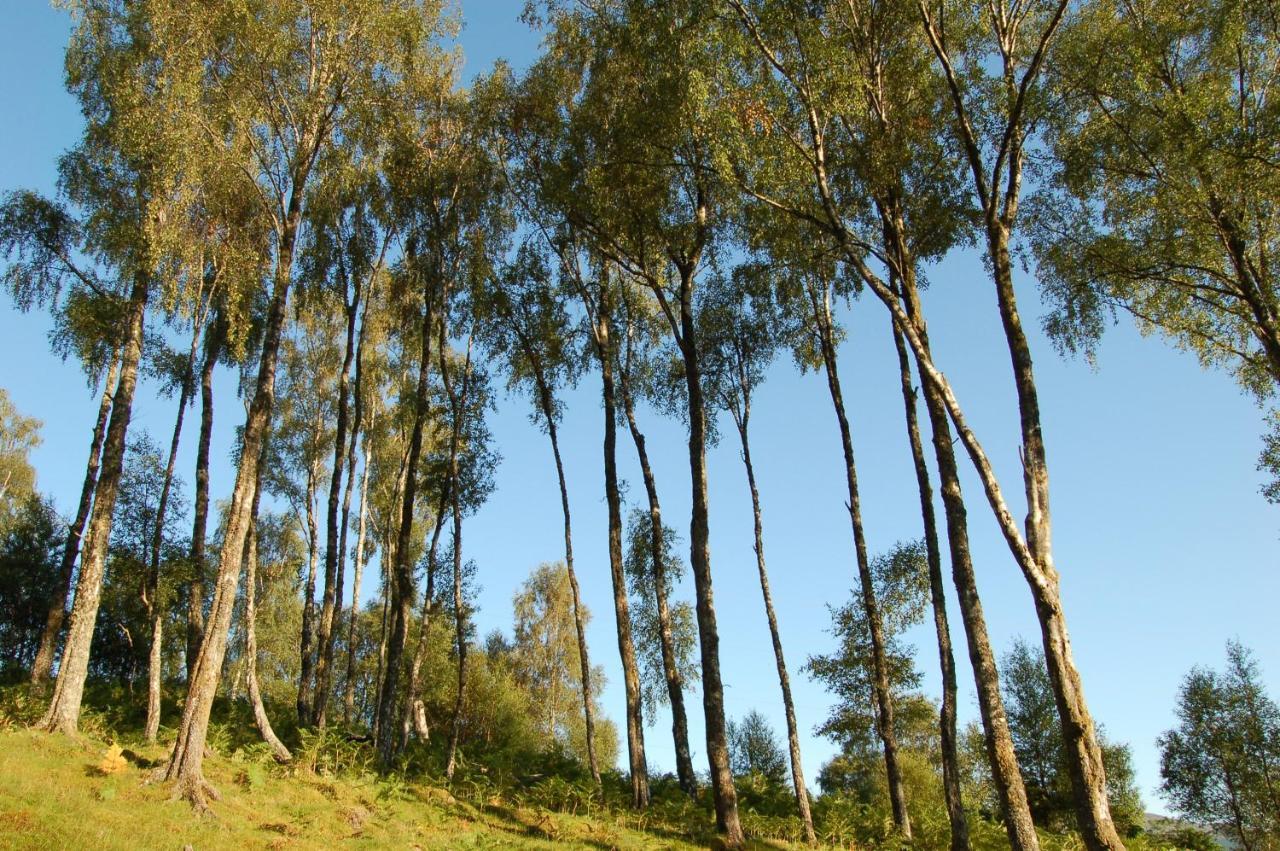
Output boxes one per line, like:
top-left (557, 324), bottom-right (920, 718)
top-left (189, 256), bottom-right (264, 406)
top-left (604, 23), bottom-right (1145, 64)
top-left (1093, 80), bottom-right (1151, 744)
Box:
top-left (0, 725), bottom-right (731, 850)
top-left (0, 686), bottom-right (1212, 850)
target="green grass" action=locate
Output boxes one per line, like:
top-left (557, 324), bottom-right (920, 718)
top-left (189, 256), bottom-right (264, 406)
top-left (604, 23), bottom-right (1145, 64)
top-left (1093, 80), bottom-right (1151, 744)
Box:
top-left (0, 720), bottom-right (815, 850)
top-left (0, 686), bottom-right (1199, 850)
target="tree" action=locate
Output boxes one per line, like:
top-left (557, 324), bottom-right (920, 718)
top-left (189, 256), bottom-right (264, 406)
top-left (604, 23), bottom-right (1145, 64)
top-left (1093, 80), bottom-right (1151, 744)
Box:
top-left (375, 76), bottom-right (507, 764)
top-left (477, 242), bottom-right (602, 783)
top-left (268, 310), bottom-right (339, 726)
top-left (438, 324), bottom-right (498, 780)
top-left (611, 266), bottom-right (699, 796)
top-left (0, 496), bottom-right (64, 676)
top-left (241, 445), bottom-right (292, 763)
top-left (1002, 639), bottom-right (1145, 837)
top-left (728, 710), bottom-right (787, 787)
top-left (623, 510), bottom-right (699, 733)
top-left (725, 0), bottom-right (1113, 841)
top-left (808, 543), bottom-right (929, 771)
top-left (0, 388), bottom-right (41, 530)
top-left (1159, 642), bottom-right (1280, 851)
top-left (788, 258), bottom-right (915, 840)
top-left (303, 163), bottom-right (393, 730)
top-left (511, 562), bottom-right (617, 771)
top-left (1036, 0), bottom-right (1280, 496)
top-left (140, 292), bottom-right (217, 741)
top-left (700, 270), bottom-right (816, 842)
top-left (162, 0), bottom-right (454, 808)
top-left (513, 2), bottom-right (742, 832)
top-left (30, 352), bottom-right (118, 688)
top-left (91, 434), bottom-right (190, 712)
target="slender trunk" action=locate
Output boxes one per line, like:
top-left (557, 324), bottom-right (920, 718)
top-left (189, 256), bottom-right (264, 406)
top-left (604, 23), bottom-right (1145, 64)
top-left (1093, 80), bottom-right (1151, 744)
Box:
top-left (619, 364), bottom-right (697, 796)
top-left (314, 282), bottom-right (362, 727)
top-left (187, 318), bottom-right (221, 680)
top-left (889, 306), bottom-right (967, 850)
top-left (732, 403), bottom-right (815, 844)
top-left (524, 354), bottom-right (601, 785)
top-left (401, 488), bottom-right (448, 749)
top-left (987, 222), bottom-right (1123, 851)
top-left (674, 268), bottom-right (741, 844)
top-left (371, 540), bottom-right (391, 740)
top-left (375, 275), bottom-right (437, 765)
top-left (372, 443), bottom-right (409, 738)
top-left (297, 460), bottom-right (320, 726)
top-left (244, 452), bottom-right (292, 763)
top-left (31, 350), bottom-right (120, 688)
top-left (162, 213), bottom-right (297, 809)
top-left (549, 417), bottom-right (601, 784)
top-left (810, 282), bottom-right (911, 837)
top-left (443, 498), bottom-right (466, 779)
top-left (595, 284), bottom-right (650, 808)
top-left (343, 438), bottom-right (372, 725)
top-left (144, 336), bottom-right (197, 742)
top-left (38, 274), bottom-right (149, 735)
top-left (874, 206), bottom-right (1042, 849)
top-left (442, 332), bottom-right (472, 781)
top-left (318, 436), bottom-right (354, 729)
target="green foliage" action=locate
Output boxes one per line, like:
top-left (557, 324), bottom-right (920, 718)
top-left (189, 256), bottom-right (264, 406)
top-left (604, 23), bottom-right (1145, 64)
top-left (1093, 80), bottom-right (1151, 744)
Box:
top-left (0, 496), bottom-right (62, 677)
top-left (89, 433), bottom-right (190, 686)
top-left (1159, 641), bottom-right (1280, 849)
top-left (727, 709), bottom-right (788, 787)
top-left (1038, 0), bottom-right (1280, 397)
top-left (297, 726), bottom-right (379, 777)
top-left (0, 388), bottom-right (42, 533)
top-left (1000, 638), bottom-right (1145, 835)
top-left (807, 541), bottom-right (929, 761)
top-left (623, 509), bottom-right (698, 719)
top-left (509, 562), bottom-right (617, 770)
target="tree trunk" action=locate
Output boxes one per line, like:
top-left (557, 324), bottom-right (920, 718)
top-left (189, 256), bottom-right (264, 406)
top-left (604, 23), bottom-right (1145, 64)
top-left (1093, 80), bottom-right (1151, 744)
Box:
top-left (143, 329), bottom-right (198, 742)
top-left (619, 371), bottom-right (701, 798)
top-left (441, 332), bottom-right (471, 781)
top-left (619, 365), bottom-right (697, 797)
top-left (375, 275), bottom-right (437, 765)
top-left (673, 268), bottom-right (742, 844)
top-left (528, 357), bottom-right (602, 786)
top-left (297, 459), bottom-right (320, 727)
top-left (371, 530), bottom-right (391, 740)
top-left (144, 607), bottom-right (164, 744)
top-left (876, 208), bottom-right (1044, 848)
top-left (244, 454), bottom-right (292, 763)
top-left (401, 488), bottom-right (448, 749)
top-left (314, 281), bottom-right (362, 727)
top-left (595, 283), bottom-right (650, 808)
top-left (162, 218), bottom-right (296, 809)
top-left (38, 274), bottom-right (149, 735)
top-left (732, 404), bottom-right (815, 844)
top-left (187, 316), bottom-right (221, 680)
top-left (987, 222), bottom-right (1124, 851)
top-left (343, 438), bottom-right (372, 726)
top-left (371, 437), bottom-right (404, 737)
top-left (889, 306), bottom-right (967, 850)
top-left (809, 282), bottom-right (911, 838)
top-left (31, 349), bottom-right (120, 688)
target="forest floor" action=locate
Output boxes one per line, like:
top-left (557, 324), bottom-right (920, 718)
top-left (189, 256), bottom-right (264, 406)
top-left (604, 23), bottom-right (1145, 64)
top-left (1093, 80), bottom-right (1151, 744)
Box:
top-left (0, 725), bottom-right (802, 850)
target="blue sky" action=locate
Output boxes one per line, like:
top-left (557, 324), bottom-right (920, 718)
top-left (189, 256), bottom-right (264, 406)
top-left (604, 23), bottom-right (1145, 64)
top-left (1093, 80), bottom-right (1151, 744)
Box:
top-left (2, 1), bottom-right (1276, 817)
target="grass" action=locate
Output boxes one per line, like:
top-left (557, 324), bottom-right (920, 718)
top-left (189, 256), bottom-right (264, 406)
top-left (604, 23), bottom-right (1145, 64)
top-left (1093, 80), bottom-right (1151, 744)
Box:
top-left (0, 686), bottom-right (1203, 850)
top-left (0, 709), bottom-right (820, 851)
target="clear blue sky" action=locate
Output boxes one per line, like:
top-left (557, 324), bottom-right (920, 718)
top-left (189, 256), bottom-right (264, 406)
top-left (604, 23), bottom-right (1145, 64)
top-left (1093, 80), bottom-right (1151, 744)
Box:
top-left (2, 2), bottom-right (1275, 816)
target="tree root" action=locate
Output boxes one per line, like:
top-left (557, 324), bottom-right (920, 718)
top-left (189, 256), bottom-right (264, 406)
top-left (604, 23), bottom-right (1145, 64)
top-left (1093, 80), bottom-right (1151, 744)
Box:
top-left (169, 770), bottom-right (222, 815)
